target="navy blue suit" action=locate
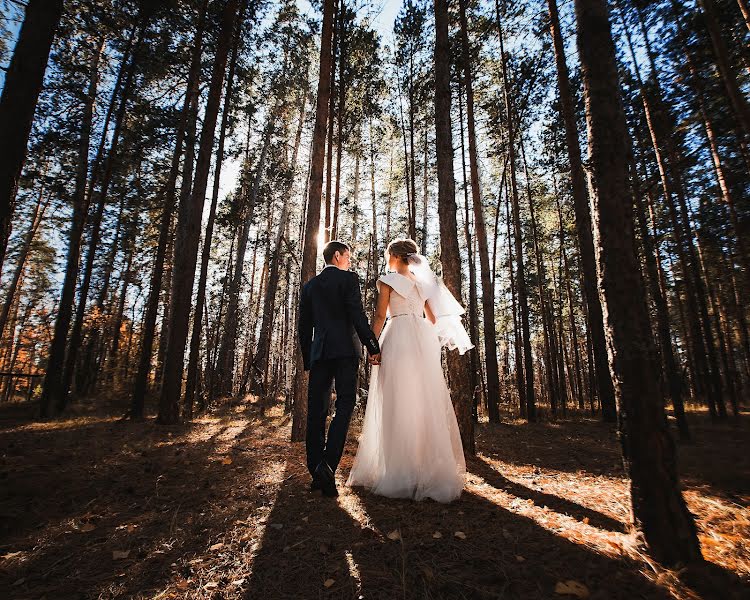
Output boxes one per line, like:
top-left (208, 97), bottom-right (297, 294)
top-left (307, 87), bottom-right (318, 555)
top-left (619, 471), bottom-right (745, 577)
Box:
top-left (298, 266), bottom-right (380, 475)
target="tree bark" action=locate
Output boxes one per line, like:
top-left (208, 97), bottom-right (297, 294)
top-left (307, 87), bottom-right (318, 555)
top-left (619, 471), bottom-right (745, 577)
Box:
top-left (547, 0), bottom-right (616, 421)
top-left (496, 3), bottom-right (535, 421)
top-left (435, 0), bottom-right (474, 454)
top-left (130, 0), bottom-right (208, 419)
top-left (0, 0), bottom-right (64, 271)
top-left (574, 0), bottom-right (702, 566)
top-left (184, 2), bottom-right (241, 418)
top-left (158, 0), bottom-right (240, 424)
top-left (38, 37), bottom-right (103, 417)
top-left (291, 0), bottom-right (336, 442)
top-left (458, 0), bottom-right (501, 423)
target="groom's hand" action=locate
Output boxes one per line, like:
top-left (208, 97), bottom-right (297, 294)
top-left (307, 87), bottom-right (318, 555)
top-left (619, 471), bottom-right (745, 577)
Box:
top-left (368, 353), bottom-right (381, 365)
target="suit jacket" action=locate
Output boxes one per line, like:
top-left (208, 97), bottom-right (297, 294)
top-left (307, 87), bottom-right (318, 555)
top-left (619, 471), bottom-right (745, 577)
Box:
top-left (298, 266), bottom-right (380, 371)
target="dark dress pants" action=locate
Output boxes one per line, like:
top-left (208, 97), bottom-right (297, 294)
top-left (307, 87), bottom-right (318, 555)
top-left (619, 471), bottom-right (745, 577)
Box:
top-left (306, 357), bottom-right (359, 476)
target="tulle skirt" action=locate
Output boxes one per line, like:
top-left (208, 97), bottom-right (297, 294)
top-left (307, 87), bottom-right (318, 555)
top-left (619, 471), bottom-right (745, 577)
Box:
top-left (346, 314), bottom-right (466, 503)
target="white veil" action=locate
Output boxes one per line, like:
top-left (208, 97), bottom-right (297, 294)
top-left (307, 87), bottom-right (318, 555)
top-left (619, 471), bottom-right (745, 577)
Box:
top-left (404, 253), bottom-right (474, 355)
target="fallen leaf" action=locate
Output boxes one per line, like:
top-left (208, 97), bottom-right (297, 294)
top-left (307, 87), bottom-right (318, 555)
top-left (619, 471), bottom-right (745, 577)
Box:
top-left (387, 530), bottom-right (401, 541)
top-left (80, 523), bottom-right (96, 533)
top-left (221, 457), bottom-right (233, 465)
top-left (323, 578), bottom-right (335, 588)
top-left (432, 531), bottom-right (442, 539)
top-left (175, 580), bottom-right (189, 590)
top-left (12, 578), bottom-right (25, 586)
top-left (515, 555), bottom-right (525, 562)
top-left (582, 517), bottom-right (590, 525)
top-left (454, 531), bottom-right (467, 540)
top-left (205, 581), bottom-right (219, 589)
top-left (231, 578), bottom-right (246, 586)
top-left (2, 551), bottom-right (23, 560)
top-left (112, 550), bottom-right (130, 560)
top-left (554, 580), bottom-right (590, 598)
top-left (422, 566), bottom-right (434, 579)
top-left (302, 516), bottom-right (309, 522)
top-left (209, 542), bottom-right (224, 551)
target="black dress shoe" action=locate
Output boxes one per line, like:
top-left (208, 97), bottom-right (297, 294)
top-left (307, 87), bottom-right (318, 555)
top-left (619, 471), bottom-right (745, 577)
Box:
top-left (314, 461), bottom-right (338, 497)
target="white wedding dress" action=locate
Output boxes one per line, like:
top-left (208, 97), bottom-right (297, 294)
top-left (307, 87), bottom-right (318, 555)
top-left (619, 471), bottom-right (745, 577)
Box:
top-left (346, 271), bottom-right (467, 503)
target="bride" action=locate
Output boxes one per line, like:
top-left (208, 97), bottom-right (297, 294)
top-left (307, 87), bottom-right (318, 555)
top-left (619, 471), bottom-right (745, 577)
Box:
top-left (346, 238), bottom-right (473, 503)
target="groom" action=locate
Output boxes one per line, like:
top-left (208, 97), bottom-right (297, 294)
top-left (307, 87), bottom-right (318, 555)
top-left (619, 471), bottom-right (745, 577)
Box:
top-left (298, 240), bottom-right (381, 497)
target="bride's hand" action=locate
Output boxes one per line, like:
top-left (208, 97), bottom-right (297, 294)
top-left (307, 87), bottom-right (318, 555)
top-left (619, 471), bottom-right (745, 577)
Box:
top-left (369, 353), bottom-right (381, 365)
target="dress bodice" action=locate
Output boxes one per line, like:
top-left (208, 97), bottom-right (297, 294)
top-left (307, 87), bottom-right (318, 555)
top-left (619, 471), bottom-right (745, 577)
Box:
top-left (377, 272), bottom-right (425, 317)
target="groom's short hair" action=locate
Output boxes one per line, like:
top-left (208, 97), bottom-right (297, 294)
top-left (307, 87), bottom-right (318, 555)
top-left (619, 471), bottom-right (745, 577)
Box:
top-left (323, 240), bottom-right (350, 264)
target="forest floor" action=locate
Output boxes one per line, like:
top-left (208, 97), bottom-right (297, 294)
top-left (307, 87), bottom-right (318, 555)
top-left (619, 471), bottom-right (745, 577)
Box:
top-left (0, 396), bottom-right (748, 600)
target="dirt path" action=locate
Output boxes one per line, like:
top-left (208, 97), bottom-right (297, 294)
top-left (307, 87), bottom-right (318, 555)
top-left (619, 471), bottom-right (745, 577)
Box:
top-left (0, 400), bottom-right (748, 599)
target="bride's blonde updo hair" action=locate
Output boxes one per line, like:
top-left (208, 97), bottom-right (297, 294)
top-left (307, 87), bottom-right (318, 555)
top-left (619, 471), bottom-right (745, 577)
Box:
top-left (386, 238), bottom-right (419, 266)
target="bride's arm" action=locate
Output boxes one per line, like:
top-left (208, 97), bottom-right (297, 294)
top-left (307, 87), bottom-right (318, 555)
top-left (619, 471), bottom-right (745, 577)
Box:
top-left (424, 299), bottom-right (437, 324)
top-left (372, 285), bottom-right (391, 339)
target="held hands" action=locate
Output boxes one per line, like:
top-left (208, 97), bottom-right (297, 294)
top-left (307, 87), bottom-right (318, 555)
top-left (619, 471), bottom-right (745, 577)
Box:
top-left (368, 353), bottom-right (381, 366)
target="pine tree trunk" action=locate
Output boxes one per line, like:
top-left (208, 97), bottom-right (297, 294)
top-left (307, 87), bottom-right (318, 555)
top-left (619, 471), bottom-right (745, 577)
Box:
top-left (697, 0), bottom-right (750, 138)
top-left (291, 0), bottom-right (336, 442)
top-left (547, 0), bottom-right (616, 421)
top-left (496, 4), bottom-right (535, 421)
top-left (0, 0), bottom-right (63, 271)
top-left (158, 0), bottom-right (240, 424)
top-left (574, 0), bottom-right (702, 566)
top-left (58, 23), bottom-right (145, 413)
top-left (254, 94), bottom-right (307, 394)
top-left (331, 0), bottom-right (346, 241)
top-left (457, 80), bottom-right (481, 418)
top-left (435, 0), bottom-right (474, 455)
top-left (458, 0), bottom-right (500, 422)
top-left (130, 0), bottom-right (208, 419)
top-left (0, 179), bottom-right (49, 341)
top-left (323, 0), bottom-right (339, 244)
top-left (184, 3), bottom-right (240, 418)
top-left (38, 37), bottom-right (102, 417)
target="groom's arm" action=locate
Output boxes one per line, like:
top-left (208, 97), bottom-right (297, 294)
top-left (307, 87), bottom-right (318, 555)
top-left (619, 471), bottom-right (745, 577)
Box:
top-left (343, 272), bottom-right (380, 356)
top-left (298, 284), bottom-right (313, 371)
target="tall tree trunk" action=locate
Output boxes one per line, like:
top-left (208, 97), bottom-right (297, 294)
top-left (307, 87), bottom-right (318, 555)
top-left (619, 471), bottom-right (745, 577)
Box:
top-left (38, 37), bottom-right (103, 417)
top-left (331, 0), bottom-right (346, 241)
top-left (435, 0), bottom-right (474, 455)
top-left (216, 115), bottom-right (272, 396)
top-left (131, 0), bottom-right (208, 419)
top-left (184, 3), bottom-right (241, 418)
top-left (323, 0), bottom-right (339, 244)
top-left (697, 0), bottom-right (750, 138)
top-left (507, 187), bottom-right (525, 417)
top-left (0, 179), bottom-right (49, 341)
top-left (254, 93), bottom-right (307, 394)
top-left (59, 22), bottom-right (146, 412)
top-left (458, 0), bottom-right (501, 423)
top-left (574, 0), bottom-right (702, 566)
top-left (547, 0), bottom-right (616, 421)
top-left (291, 0), bottom-right (336, 442)
top-left (0, 0), bottom-right (64, 271)
top-left (496, 3), bottom-right (535, 421)
top-left (457, 79), bottom-right (481, 419)
top-left (158, 0), bottom-right (240, 424)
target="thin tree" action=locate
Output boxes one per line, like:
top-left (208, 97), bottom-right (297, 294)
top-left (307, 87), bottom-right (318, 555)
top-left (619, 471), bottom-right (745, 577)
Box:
top-left (291, 0), bottom-right (336, 442)
top-left (434, 0), bottom-right (474, 454)
top-left (158, 0), bottom-right (241, 424)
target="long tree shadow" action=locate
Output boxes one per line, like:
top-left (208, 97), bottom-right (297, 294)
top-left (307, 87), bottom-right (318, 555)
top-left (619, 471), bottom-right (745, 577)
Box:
top-left (244, 441), bottom-right (680, 600)
top-left (477, 414), bottom-right (750, 503)
top-left (468, 456), bottom-right (628, 533)
top-left (0, 402), bottom-right (286, 598)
